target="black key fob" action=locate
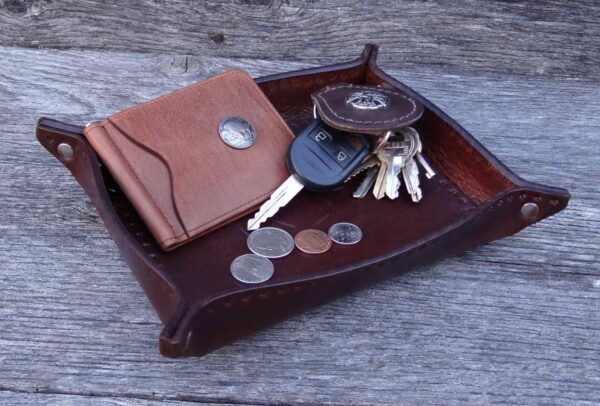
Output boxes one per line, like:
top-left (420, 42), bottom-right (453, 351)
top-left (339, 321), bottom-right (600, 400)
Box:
top-left (288, 119), bottom-right (371, 192)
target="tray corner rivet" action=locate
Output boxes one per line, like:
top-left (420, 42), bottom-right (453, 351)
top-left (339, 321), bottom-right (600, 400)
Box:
top-left (521, 202), bottom-right (539, 219)
top-left (57, 143), bottom-right (73, 160)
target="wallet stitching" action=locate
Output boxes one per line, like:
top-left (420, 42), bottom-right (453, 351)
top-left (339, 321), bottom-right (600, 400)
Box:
top-left (316, 84), bottom-right (418, 124)
top-left (160, 232), bottom-right (187, 243)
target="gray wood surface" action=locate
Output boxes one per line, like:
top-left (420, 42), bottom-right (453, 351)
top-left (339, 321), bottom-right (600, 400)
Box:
top-left (1, 0), bottom-right (599, 80)
top-left (0, 1), bottom-right (599, 405)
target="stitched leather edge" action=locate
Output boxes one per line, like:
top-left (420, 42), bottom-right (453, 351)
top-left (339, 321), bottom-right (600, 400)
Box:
top-left (315, 84), bottom-right (418, 124)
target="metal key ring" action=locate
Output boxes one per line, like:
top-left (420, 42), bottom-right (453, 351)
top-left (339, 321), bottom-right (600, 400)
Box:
top-left (373, 130), bottom-right (393, 153)
top-left (397, 127), bottom-right (418, 156)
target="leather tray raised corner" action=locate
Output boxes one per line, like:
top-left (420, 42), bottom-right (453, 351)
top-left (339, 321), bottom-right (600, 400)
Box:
top-left (36, 44), bottom-right (569, 358)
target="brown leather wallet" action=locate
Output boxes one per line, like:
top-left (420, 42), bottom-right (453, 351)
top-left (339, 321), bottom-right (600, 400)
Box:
top-left (84, 70), bottom-right (294, 251)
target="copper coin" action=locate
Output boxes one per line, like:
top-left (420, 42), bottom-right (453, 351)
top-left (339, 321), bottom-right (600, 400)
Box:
top-left (294, 229), bottom-right (332, 254)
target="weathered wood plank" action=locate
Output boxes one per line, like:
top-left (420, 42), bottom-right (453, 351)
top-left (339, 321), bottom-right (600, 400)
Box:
top-left (0, 0), bottom-right (599, 80)
top-left (0, 391), bottom-right (246, 406)
top-left (0, 46), bottom-right (598, 405)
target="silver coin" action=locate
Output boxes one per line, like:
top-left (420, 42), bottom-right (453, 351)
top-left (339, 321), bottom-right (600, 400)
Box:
top-left (230, 254), bottom-right (274, 284)
top-left (247, 227), bottom-right (294, 258)
top-left (218, 116), bottom-right (256, 149)
top-left (328, 222), bottom-right (363, 245)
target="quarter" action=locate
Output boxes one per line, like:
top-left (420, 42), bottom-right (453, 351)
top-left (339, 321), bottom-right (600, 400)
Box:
top-left (230, 254), bottom-right (274, 284)
top-left (247, 227), bottom-right (294, 258)
top-left (294, 229), bottom-right (332, 254)
top-left (328, 222), bottom-right (363, 245)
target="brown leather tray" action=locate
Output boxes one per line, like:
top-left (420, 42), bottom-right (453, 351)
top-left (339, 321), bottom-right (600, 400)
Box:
top-left (36, 44), bottom-right (569, 358)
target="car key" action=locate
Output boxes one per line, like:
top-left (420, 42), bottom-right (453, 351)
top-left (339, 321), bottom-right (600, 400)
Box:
top-left (247, 119), bottom-right (370, 230)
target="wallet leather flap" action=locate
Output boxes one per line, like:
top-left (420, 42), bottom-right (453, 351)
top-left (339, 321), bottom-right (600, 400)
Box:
top-left (312, 83), bottom-right (424, 135)
top-left (84, 70), bottom-right (293, 250)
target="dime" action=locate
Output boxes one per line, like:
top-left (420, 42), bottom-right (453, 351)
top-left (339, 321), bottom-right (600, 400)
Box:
top-left (230, 254), bottom-right (274, 284)
top-left (247, 227), bottom-right (294, 258)
top-left (328, 222), bottom-right (363, 245)
top-left (294, 229), bottom-right (332, 254)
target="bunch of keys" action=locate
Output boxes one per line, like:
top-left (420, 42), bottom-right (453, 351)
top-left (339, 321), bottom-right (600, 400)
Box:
top-left (349, 126), bottom-right (436, 202)
top-left (246, 119), bottom-right (436, 230)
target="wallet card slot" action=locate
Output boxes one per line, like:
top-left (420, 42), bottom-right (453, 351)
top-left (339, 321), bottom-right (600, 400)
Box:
top-left (106, 117), bottom-right (189, 240)
top-left (85, 121), bottom-right (188, 249)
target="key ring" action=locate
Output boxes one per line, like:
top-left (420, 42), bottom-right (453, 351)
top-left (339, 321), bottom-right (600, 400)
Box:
top-left (373, 130), bottom-right (393, 153)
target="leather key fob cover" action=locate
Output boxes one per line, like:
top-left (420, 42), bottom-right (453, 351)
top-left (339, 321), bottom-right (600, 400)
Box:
top-left (311, 83), bottom-right (424, 136)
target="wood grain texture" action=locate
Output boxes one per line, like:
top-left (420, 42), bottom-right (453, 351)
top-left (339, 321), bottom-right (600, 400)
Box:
top-left (0, 391), bottom-right (245, 406)
top-left (0, 0), bottom-right (599, 80)
top-left (0, 44), bottom-right (599, 405)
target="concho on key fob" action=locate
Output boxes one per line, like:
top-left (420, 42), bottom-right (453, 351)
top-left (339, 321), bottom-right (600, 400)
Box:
top-left (311, 83), bottom-right (424, 136)
top-left (247, 119), bottom-right (370, 230)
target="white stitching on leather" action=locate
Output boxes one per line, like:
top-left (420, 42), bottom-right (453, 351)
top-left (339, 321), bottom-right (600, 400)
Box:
top-left (316, 84), bottom-right (418, 124)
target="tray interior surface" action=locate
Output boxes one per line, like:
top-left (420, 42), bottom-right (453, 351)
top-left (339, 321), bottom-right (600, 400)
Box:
top-left (101, 66), bottom-right (502, 307)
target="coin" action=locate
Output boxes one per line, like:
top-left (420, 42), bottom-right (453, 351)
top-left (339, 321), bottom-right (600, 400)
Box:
top-left (218, 116), bottom-right (256, 149)
top-left (328, 222), bottom-right (363, 245)
top-left (230, 254), bottom-right (274, 284)
top-left (294, 229), bottom-right (332, 254)
top-left (247, 227), bottom-right (294, 258)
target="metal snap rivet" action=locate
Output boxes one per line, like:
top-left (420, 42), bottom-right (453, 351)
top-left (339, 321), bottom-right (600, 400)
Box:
top-left (57, 143), bottom-right (73, 159)
top-left (521, 202), bottom-right (539, 219)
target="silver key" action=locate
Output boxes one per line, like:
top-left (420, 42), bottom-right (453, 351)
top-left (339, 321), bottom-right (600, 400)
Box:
top-left (353, 165), bottom-right (379, 198)
top-left (401, 127), bottom-right (436, 179)
top-left (416, 151), bottom-right (436, 179)
top-left (402, 157), bottom-right (423, 202)
top-left (247, 175), bottom-right (304, 230)
top-left (345, 156), bottom-right (379, 183)
top-left (381, 134), bottom-right (414, 199)
top-left (372, 159), bottom-right (388, 200)
top-left (399, 127), bottom-right (423, 202)
top-left (383, 152), bottom-right (403, 199)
